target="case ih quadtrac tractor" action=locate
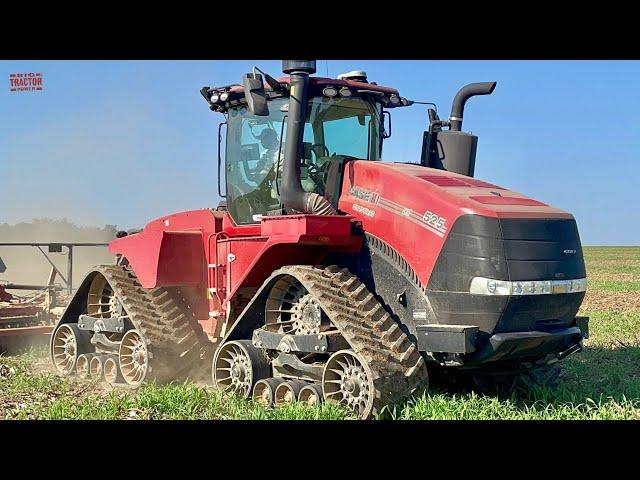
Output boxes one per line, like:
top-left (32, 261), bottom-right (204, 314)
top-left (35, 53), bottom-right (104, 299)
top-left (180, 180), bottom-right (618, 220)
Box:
top-left (50, 60), bottom-right (588, 418)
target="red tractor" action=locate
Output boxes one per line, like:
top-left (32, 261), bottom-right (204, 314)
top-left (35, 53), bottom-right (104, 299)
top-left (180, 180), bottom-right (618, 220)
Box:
top-left (50, 61), bottom-right (588, 418)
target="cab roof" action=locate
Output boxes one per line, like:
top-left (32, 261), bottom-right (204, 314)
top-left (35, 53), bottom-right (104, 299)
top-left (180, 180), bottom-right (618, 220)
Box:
top-left (228, 76), bottom-right (399, 96)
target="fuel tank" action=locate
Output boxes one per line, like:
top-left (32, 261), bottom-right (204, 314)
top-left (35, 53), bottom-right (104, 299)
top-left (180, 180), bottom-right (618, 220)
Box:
top-left (338, 160), bottom-right (586, 335)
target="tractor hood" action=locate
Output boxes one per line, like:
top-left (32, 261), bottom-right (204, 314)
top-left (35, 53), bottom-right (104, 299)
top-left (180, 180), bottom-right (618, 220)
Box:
top-left (356, 161), bottom-right (572, 220)
top-left (338, 160), bottom-right (583, 288)
top-left (338, 159), bottom-right (586, 336)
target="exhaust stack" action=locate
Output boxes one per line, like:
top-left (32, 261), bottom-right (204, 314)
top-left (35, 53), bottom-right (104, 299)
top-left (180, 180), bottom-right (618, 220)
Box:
top-left (280, 60), bottom-right (337, 215)
top-left (423, 81), bottom-right (496, 177)
top-left (449, 82), bottom-right (496, 131)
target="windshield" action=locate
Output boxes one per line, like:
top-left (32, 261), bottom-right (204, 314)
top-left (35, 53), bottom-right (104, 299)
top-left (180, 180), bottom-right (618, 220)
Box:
top-left (225, 95), bottom-right (381, 225)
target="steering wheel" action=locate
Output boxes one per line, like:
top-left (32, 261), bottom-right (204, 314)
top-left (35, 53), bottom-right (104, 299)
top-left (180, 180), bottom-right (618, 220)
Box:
top-left (311, 144), bottom-right (330, 160)
top-left (304, 144), bottom-right (330, 175)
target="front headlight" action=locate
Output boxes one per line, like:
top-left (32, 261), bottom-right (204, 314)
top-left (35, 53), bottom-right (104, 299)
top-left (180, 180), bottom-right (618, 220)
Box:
top-left (469, 277), bottom-right (587, 296)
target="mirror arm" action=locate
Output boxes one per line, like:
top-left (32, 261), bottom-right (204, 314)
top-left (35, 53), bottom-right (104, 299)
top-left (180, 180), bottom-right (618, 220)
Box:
top-left (254, 66), bottom-right (287, 95)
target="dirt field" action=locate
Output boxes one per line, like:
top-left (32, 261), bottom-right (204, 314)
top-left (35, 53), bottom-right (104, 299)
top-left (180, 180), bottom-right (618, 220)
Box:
top-left (1, 246), bottom-right (639, 420)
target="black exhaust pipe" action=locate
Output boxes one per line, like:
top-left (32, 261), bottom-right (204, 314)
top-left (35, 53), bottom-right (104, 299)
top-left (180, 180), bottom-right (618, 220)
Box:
top-left (423, 81), bottom-right (497, 177)
top-left (449, 82), bottom-right (496, 131)
top-left (281, 60), bottom-right (336, 215)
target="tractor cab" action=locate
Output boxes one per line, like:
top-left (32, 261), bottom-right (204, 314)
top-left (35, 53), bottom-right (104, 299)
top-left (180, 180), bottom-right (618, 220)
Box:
top-left (201, 64), bottom-right (408, 226)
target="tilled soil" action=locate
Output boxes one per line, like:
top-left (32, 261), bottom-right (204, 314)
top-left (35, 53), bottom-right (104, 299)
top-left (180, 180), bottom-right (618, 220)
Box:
top-left (580, 290), bottom-right (640, 314)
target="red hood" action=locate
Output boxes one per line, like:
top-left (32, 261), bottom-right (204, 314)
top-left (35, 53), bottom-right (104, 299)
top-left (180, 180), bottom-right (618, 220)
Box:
top-left (338, 160), bottom-right (573, 285)
top-left (349, 161), bottom-right (571, 220)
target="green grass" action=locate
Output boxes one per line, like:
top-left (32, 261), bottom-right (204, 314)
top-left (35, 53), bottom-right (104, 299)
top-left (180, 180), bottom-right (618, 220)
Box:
top-left (583, 246), bottom-right (640, 260)
top-left (8, 384), bottom-right (353, 420)
top-left (2, 246), bottom-right (640, 420)
top-left (1, 356), bottom-right (353, 420)
top-left (588, 263), bottom-right (640, 276)
top-left (394, 392), bottom-right (640, 420)
top-left (588, 280), bottom-right (640, 292)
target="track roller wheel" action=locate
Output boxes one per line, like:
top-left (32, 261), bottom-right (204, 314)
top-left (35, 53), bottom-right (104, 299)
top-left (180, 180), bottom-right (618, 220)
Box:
top-left (298, 384), bottom-right (323, 405)
top-left (322, 350), bottom-right (375, 419)
top-left (274, 380), bottom-right (308, 405)
top-left (252, 378), bottom-right (282, 406)
top-left (103, 355), bottom-right (123, 385)
top-left (76, 353), bottom-right (96, 379)
top-left (119, 329), bottom-right (149, 388)
top-left (51, 324), bottom-right (90, 376)
top-left (90, 355), bottom-right (106, 377)
top-left (213, 340), bottom-right (270, 399)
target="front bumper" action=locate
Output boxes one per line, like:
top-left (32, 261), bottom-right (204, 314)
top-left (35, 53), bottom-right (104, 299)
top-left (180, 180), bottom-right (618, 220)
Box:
top-left (416, 316), bottom-right (589, 367)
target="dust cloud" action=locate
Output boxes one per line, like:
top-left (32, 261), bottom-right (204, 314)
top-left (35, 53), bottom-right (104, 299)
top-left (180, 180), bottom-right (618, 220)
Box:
top-left (0, 218), bottom-right (116, 291)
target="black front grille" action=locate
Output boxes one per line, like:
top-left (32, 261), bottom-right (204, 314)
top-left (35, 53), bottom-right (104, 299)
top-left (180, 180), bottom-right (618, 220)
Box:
top-left (500, 218), bottom-right (585, 280)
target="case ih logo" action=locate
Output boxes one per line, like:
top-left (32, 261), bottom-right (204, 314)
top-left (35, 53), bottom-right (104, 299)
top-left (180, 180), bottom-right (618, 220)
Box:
top-left (9, 72), bottom-right (43, 92)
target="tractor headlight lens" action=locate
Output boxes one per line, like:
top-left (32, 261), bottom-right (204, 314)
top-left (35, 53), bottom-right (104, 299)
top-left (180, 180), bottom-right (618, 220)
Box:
top-left (469, 277), bottom-right (587, 295)
top-left (210, 93), bottom-right (220, 103)
top-left (569, 278), bottom-right (588, 293)
top-left (339, 87), bottom-right (352, 97)
top-left (219, 92), bottom-right (229, 102)
top-left (470, 278), bottom-right (512, 295)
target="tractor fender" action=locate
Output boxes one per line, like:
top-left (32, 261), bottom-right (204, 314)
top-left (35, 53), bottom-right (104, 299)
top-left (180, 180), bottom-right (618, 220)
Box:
top-left (222, 270), bottom-right (288, 344)
top-left (55, 269), bottom-right (101, 328)
top-left (109, 229), bottom-right (206, 288)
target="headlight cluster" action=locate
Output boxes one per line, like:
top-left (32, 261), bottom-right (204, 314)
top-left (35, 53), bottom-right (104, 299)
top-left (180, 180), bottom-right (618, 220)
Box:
top-left (469, 277), bottom-right (587, 296)
top-left (322, 86), bottom-right (353, 98)
top-left (210, 91), bottom-right (230, 104)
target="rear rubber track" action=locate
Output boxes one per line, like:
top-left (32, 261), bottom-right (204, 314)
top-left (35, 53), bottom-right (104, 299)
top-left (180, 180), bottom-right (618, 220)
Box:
top-left (276, 265), bottom-right (429, 417)
top-left (96, 265), bottom-right (213, 383)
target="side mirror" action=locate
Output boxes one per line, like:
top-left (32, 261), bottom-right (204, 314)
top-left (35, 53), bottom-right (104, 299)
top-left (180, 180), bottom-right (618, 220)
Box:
top-left (428, 108), bottom-right (439, 126)
top-left (243, 73), bottom-right (269, 116)
top-left (382, 111), bottom-right (392, 139)
top-left (217, 121), bottom-right (227, 198)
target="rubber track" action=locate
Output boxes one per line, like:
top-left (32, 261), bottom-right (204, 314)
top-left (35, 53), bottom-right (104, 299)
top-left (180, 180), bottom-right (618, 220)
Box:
top-left (96, 265), bottom-right (213, 383)
top-left (274, 265), bottom-right (429, 418)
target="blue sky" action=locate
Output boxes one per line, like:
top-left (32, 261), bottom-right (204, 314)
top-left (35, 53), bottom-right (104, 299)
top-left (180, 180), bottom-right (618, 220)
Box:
top-left (1, 60), bottom-right (638, 245)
